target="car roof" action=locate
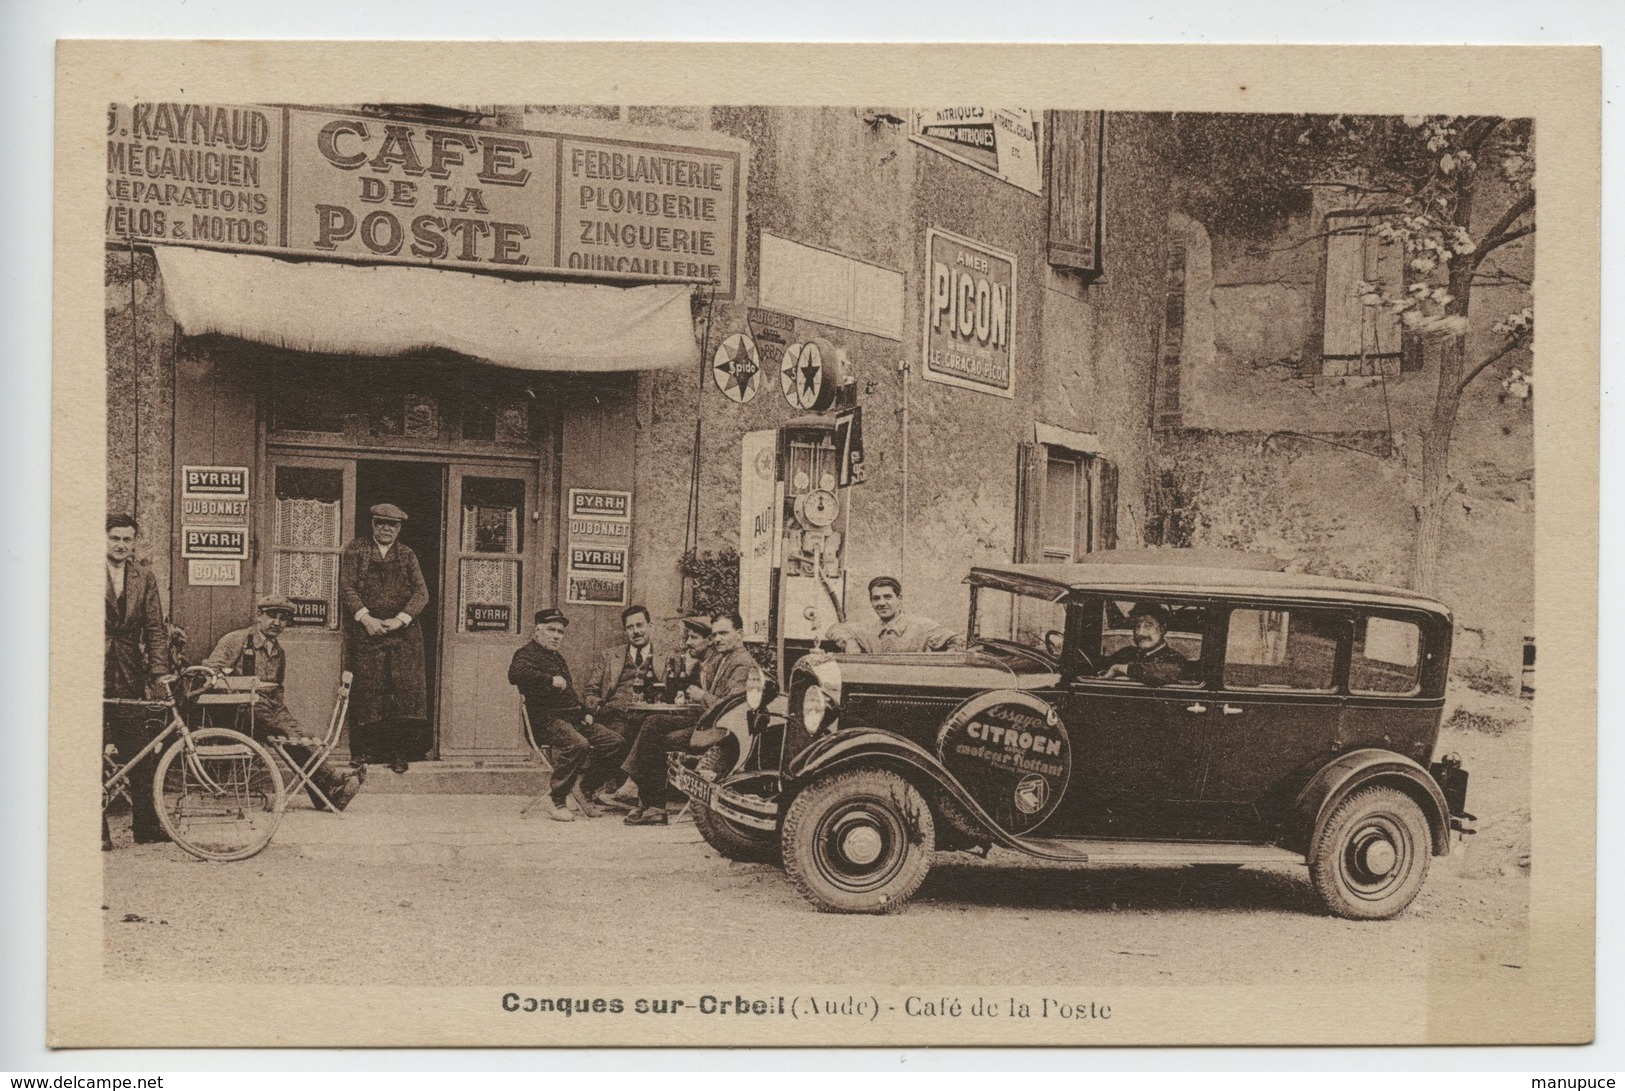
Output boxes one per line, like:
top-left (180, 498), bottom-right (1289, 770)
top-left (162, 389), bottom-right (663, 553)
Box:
top-left (967, 558), bottom-right (1451, 619)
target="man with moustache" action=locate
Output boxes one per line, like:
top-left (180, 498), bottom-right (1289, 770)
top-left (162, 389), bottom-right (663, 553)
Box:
top-left (509, 608), bottom-right (625, 822)
top-left (1098, 601), bottom-right (1187, 686)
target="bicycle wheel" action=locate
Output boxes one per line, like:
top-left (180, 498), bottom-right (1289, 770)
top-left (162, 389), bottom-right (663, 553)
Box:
top-left (152, 728), bottom-right (285, 862)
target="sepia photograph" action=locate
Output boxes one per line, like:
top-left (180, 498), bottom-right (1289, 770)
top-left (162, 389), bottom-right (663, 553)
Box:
top-left (46, 40), bottom-right (1599, 1050)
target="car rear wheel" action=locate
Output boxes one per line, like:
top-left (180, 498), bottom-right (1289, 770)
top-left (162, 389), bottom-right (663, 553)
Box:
top-left (690, 742), bottom-right (780, 864)
top-left (782, 768), bottom-right (934, 914)
top-left (1310, 785), bottom-right (1432, 920)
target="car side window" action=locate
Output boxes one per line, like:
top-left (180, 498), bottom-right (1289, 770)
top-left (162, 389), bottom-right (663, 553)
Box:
top-left (1223, 607), bottom-right (1342, 693)
top-left (1350, 615), bottom-right (1422, 696)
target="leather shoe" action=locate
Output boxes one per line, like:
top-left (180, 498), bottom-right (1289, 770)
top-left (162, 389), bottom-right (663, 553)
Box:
top-left (573, 793), bottom-right (602, 819)
top-left (133, 827), bottom-right (171, 845)
top-left (390, 757), bottom-right (410, 775)
top-left (592, 787), bottom-right (634, 813)
top-left (329, 773), bottom-right (363, 812)
top-left (624, 807), bottom-right (668, 826)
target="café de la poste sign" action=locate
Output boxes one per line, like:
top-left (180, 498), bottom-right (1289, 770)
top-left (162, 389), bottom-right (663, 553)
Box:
top-left (106, 104), bottom-right (745, 297)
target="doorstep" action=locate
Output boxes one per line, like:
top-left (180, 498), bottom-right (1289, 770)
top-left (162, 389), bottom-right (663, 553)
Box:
top-left (353, 758), bottom-right (546, 796)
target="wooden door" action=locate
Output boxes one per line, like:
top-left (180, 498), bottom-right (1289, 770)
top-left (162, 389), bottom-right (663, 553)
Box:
top-left (262, 455), bottom-right (355, 750)
top-left (438, 464), bottom-right (540, 757)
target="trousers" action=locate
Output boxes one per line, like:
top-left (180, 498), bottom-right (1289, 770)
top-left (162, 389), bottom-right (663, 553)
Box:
top-left (537, 717), bottom-right (627, 803)
top-left (628, 713), bottom-right (696, 809)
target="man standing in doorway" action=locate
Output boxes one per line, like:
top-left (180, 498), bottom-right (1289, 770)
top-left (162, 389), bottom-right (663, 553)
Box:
top-left (624, 611), bottom-right (758, 827)
top-left (104, 513), bottom-right (171, 848)
top-left (340, 503), bottom-right (430, 775)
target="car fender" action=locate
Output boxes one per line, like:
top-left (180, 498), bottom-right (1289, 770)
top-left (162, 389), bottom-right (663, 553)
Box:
top-left (1294, 748), bottom-right (1452, 857)
top-left (785, 728), bottom-right (1063, 857)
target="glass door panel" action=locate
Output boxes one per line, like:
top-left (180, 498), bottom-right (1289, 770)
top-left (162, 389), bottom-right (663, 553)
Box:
top-left (440, 467), bottom-right (537, 757)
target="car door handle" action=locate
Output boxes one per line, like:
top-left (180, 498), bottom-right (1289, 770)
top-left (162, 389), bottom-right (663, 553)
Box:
top-left (1185, 703), bottom-right (1207, 714)
top-left (1222, 704), bottom-right (1244, 715)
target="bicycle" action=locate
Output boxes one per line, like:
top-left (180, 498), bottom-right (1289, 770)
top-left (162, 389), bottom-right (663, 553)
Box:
top-left (103, 665), bottom-right (287, 861)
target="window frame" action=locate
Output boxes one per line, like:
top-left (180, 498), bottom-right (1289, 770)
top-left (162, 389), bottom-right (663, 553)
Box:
top-left (1219, 604), bottom-right (1352, 696)
top-left (1313, 210), bottom-right (1421, 378)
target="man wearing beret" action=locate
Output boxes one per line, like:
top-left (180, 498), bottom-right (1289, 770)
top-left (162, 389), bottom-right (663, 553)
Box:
top-left (340, 503), bottom-right (431, 774)
top-left (203, 594), bottom-right (364, 811)
top-left (509, 608), bottom-right (627, 822)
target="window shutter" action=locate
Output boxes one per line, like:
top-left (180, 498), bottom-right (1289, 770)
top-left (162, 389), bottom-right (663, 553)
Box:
top-left (1014, 442), bottom-right (1045, 562)
top-left (1046, 111), bottom-right (1105, 279)
top-left (1098, 458), bottom-right (1120, 550)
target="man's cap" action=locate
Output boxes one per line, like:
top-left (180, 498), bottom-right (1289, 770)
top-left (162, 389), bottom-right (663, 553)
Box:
top-left (1128, 601), bottom-right (1172, 627)
top-left (535, 607), bottom-right (570, 627)
top-left (370, 503), bottom-right (409, 522)
top-left (680, 614), bottom-right (711, 636)
top-left (256, 593), bottom-right (296, 616)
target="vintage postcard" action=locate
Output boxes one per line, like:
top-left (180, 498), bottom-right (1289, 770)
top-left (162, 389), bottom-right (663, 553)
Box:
top-left (50, 42), bottom-right (1598, 1047)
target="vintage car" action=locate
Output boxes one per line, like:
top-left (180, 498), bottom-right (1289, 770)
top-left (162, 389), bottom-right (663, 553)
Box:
top-left (670, 560), bottom-right (1476, 919)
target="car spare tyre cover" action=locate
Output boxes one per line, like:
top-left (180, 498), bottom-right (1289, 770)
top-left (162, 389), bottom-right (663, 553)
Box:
top-left (935, 690), bottom-right (1071, 835)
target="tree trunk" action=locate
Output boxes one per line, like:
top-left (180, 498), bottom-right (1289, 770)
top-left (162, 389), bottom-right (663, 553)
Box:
top-left (1409, 244), bottom-right (1476, 594)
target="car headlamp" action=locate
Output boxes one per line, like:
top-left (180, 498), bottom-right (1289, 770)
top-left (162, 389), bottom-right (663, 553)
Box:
top-left (745, 666), bottom-right (777, 711)
top-left (800, 683), bottom-right (829, 733)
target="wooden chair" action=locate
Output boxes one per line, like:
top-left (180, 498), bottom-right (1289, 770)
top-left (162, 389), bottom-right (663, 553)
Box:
top-left (265, 671), bottom-right (354, 817)
top-left (518, 703), bottom-right (593, 818)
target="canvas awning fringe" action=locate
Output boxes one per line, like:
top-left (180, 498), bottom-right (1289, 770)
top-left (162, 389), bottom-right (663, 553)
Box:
top-left (152, 246), bottom-right (697, 373)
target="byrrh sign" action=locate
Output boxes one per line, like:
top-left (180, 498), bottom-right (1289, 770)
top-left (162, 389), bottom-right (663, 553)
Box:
top-left (921, 227), bottom-right (1017, 398)
top-left (107, 104), bottom-right (745, 297)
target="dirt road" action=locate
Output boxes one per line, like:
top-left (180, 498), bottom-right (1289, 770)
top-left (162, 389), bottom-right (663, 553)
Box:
top-left (101, 713), bottom-right (1528, 992)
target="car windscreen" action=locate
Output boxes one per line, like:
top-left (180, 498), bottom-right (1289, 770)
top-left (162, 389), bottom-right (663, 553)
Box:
top-left (970, 587), bottom-right (1067, 656)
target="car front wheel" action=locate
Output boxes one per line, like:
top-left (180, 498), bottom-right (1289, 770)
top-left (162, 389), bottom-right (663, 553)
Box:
top-left (782, 768), bottom-right (935, 914)
top-left (690, 742), bottom-right (781, 864)
top-left (1309, 785), bottom-right (1432, 920)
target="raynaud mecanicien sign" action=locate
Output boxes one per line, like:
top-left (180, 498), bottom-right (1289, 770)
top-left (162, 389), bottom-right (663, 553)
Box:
top-left (106, 104), bottom-right (745, 297)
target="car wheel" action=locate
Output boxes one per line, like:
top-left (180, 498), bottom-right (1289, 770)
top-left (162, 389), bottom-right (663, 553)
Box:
top-left (782, 768), bottom-right (934, 914)
top-left (1309, 785), bottom-right (1432, 920)
top-left (690, 742), bottom-right (780, 864)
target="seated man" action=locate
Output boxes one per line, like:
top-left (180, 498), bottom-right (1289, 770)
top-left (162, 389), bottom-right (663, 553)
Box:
top-left (202, 594), bottom-right (364, 811)
top-left (623, 611), bottom-right (758, 827)
top-left (581, 604), bottom-right (663, 798)
top-left (508, 607), bottom-right (626, 822)
top-left (827, 576), bottom-right (965, 654)
top-left (1098, 601), bottom-right (1187, 686)
top-left (598, 613), bottom-right (711, 812)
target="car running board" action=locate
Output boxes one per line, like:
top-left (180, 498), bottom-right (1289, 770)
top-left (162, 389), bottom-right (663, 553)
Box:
top-left (1011, 838), bottom-right (1306, 867)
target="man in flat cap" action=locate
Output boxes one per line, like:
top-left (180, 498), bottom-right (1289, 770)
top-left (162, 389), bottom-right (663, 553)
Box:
top-left (1098, 601), bottom-right (1187, 686)
top-left (340, 503), bottom-right (430, 774)
top-left (203, 594), bottom-right (364, 811)
top-left (509, 608), bottom-right (626, 822)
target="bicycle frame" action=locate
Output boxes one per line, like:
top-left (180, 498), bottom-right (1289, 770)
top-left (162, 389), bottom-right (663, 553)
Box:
top-left (103, 669), bottom-right (241, 805)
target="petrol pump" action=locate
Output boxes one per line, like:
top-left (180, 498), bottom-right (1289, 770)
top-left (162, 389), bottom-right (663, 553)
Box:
top-left (738, 344), bottom-right (861, 685)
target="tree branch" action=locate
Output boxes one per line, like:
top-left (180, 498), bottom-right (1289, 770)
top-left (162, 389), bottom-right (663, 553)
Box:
top-left (1471, 266), bottom-right (1532, 287)
top-left (1475, 223), bottom-right (1535, 260)
top-left (1455, 335), bottom-right (1531, 396)
top-left (1470, 192), bottom-right (1535, 267)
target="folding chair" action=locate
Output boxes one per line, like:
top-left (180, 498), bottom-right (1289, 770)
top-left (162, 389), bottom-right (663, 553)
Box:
top-left (265, 670), bottom-right (354, 817)
top-left (518, 703), bottom-right (593, 818)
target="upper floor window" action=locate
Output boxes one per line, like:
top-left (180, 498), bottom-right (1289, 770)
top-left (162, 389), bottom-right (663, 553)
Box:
top-left (1318, 212), bottom-right (1419, 377)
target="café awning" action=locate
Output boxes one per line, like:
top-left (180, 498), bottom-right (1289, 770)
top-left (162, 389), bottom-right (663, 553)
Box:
top-left (153, 246), bottom-right (699, 373)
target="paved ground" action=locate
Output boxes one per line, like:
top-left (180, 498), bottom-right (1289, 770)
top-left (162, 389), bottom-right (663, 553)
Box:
top-left (102, 712), bottom-right (1529, 990)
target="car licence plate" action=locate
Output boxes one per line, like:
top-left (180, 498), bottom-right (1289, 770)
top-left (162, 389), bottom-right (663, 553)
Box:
top-left (668, 760), bottom-right (716, 808)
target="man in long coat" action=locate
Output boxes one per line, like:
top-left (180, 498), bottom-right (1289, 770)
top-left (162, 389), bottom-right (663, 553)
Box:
top-left (340, 503), bottom-right (430, 774)
top-left (104, 513), bottom-right (171, 847)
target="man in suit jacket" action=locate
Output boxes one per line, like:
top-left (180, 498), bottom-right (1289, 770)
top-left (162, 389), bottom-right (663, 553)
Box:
top-left (582, 604), bottom-right (664, 805)
top-left (104, 513), bottom-right (171, 848)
